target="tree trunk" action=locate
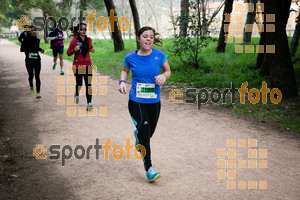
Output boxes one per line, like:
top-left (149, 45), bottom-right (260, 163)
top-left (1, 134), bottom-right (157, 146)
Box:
top-left (79, 9), bottom-right (84, 24)
top-left (179, 0), bottom-right (189, 37)
top-left (258, 0), bottom-right (298, 98)
top-left (200, 0), bottom-right (207, 35)
top-left (243, 0), bottom-right (257, 43)
top-left (144, 0), bottom-right (159, 32)
top-left (216, 0), bottom-right (233, 53)
top-left (43, 11), bottom-right (49, 44)
top-left (290, 12), bottom-right (300, 57)
top-left (104, 0), bottom-right (124, 52)
top-left (170, 1), bottom-right (176, 35)
top-left (129, 17), bottom-right (132, 40)
top-left (66, 2), bottom-right (72, 42)
top-left (129, 0), bottom-right (141, 49)
top-left (163, 0), bottom-right (176, 35)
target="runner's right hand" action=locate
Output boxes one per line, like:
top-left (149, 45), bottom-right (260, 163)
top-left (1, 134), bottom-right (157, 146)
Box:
top-left (119, 82), bottom-right (126, 94)
top-left (74, 45), bottom-right (80, 52)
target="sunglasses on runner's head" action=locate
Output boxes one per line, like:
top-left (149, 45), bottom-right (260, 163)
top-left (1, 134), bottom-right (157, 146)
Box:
top-left (80, 28), bottom-right (87, 31)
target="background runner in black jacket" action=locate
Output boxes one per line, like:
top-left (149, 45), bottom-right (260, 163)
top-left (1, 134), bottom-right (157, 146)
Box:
top-left (23, 26), bottom-right (44, 99)
top-left (18, 25), bottom-right (30, 53)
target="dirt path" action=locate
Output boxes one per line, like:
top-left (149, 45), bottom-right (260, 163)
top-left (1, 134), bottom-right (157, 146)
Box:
top-left (0, 39), bottom-right (299, 200)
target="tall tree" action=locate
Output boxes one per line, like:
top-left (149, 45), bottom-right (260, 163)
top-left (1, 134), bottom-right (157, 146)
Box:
top-left (216, 0), bottom-right (234, 52)
top-left (35, 0), bottom-right (57, 43)
top-left (0, 0), bottom-right (30, 30)
top-left (43, 11), bottom-right (49, 43)
top-left (290, 12), bottom-right (300, 57)
top-left (0, 0), bottom-right (10, 14)
top-left (57, 0), bottom-right (73, 41)
top-left (199, 0), bottom-right (224, 35)
top-left (129, 0), bottom-right (141, 49)
top-left (144, 0), bottom-right (159, 31)
top-left (243, 0), bottom-right (257, 43)
top-left (116, 0), bottom-right (130, 41)
top-left (77, 0), bottom-right (105, 20)
top-left (257, 0), bottom-right (298, 98)
top-left (104, 0), bottom-right (124, 52)
top-left (163, 0), bottom-right (176, 35)
top-left (179, 0), bottom-right (189, 37)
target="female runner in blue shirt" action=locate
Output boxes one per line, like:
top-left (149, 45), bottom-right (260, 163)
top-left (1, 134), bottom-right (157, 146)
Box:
top-left (119, 26), bottom-right (171, 182)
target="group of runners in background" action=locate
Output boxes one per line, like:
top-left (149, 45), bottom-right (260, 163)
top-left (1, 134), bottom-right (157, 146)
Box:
top-left (18, 23), bottom-right (171, 182)
top-left (18, 22), bottom-right (94, 110)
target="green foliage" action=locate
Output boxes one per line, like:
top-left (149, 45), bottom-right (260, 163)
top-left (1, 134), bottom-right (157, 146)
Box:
top-left (172, 1), bottom-right (219, 69)
top-left (9, 35), bottom-right (300, 132)
top-left (0, 14), bottom-right (12, 30)
top-left (172, 35), bottom-right (214, 69)
top-left (233, 97), bottom-right (300, 133)
top-left (5, 6), bottom-right (27, 19)
top-left (76, 0), bottom-right (105, 15)
top-left (8, 37), bottom-right (270, 89)
top-left (0, 0), bottom-right (28, 29)
top-left (0, 0), bottom-right (10, 14)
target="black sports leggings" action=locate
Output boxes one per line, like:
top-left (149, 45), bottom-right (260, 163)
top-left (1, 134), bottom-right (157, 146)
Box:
top-left (25, 59), bottom-right (41, 92)
top-left (73, 68), bottom-right (92, 103)
top-left (128, 100), bottom-right (161, 172)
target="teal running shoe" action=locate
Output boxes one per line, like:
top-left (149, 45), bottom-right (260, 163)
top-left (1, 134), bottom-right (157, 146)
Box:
top-left (146, 167), bottom-right (161, 182)
top-left (36, 92), bottom-right (42, 99)
top-left (86, 103), bottom-right (93, 111)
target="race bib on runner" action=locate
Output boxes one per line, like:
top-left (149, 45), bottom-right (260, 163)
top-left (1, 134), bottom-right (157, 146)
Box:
top-left (29, 53), bottom-right (38, 59)
top-left (136, 83), bottom-right (157, 99)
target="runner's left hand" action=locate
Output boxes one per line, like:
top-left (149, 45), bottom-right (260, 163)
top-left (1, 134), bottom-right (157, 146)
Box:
top-left (154, 74), bottom-right (166, 86)
top-left (91, 48), bottom-right (95, 53)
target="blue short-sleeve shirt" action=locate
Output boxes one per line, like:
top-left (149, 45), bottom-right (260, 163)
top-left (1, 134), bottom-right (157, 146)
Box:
top-left (123, 49), bottom-right (168, 104)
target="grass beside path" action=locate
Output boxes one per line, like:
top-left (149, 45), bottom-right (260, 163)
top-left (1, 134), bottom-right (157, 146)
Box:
top-left (9, 37), bottom-right (300, 133)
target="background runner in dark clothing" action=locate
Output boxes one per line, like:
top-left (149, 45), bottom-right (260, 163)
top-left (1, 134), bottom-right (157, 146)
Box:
top-left (47, 22), bottom-right (64, 75)
top-left (18, 25), bottom-right (31, 53)
top-left (23, 26), bottom-right (44, 98)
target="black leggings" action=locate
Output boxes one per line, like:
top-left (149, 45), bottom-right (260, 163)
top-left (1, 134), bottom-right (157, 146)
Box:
top-left (73, 68), bottom-right (92, 104)
top-left (25, 59), bottom-right (41, 92)
top-left (128, 100), bottom-right (161, 171)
